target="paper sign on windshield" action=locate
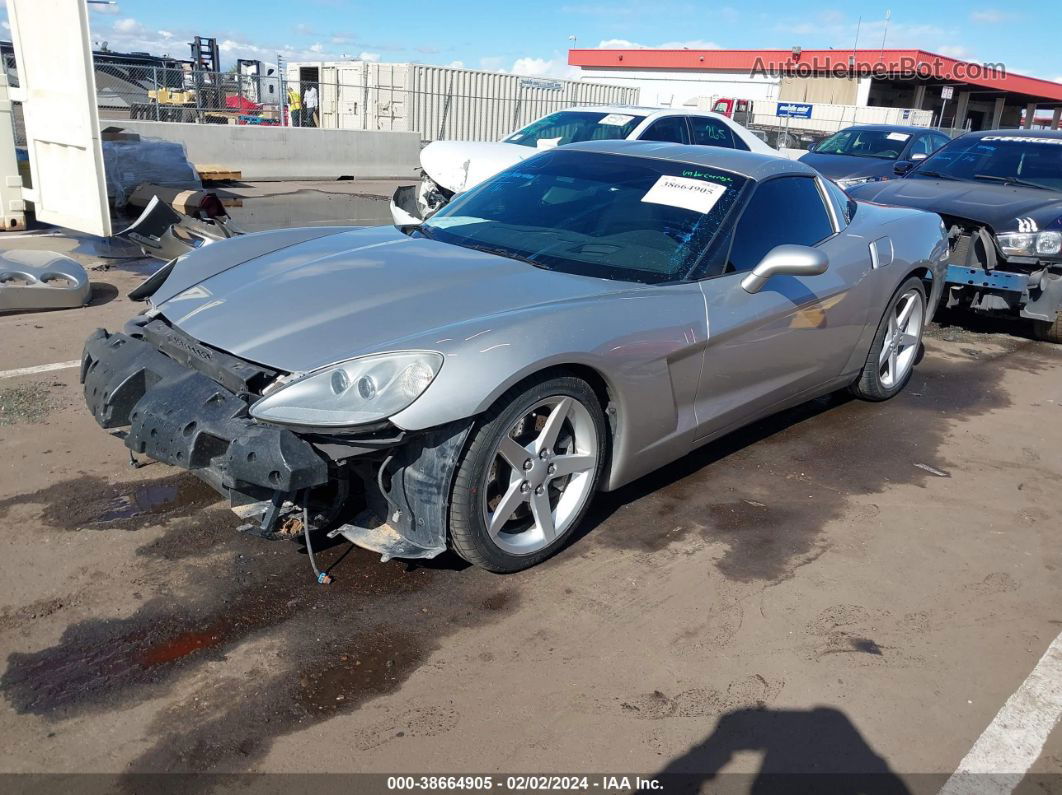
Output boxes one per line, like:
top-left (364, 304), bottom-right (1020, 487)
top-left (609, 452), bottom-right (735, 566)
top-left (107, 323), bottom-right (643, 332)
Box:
top-left (886, 132), bottom-right (911, 141)
top-left (641, 175), bottom-right (727, 215)
top-left (599, 113), bottom-right (635, 126)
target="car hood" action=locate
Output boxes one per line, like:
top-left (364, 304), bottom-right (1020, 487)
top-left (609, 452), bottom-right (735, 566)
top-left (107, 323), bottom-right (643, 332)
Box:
top-left (421, 140), bottom-right (541, 193)
top-left (847, 177), bottom-right (1062, 231)
top-left (799, 152), bottom-right (897, 180)
top-left (156, 225), bottom-right (628, 373)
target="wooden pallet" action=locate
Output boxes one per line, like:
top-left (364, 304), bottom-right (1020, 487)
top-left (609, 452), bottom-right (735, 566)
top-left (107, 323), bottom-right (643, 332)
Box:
top-left (195, 164), bottom-right (242, 182)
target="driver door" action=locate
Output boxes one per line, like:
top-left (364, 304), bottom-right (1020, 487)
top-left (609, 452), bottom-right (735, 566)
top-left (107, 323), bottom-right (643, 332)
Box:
top-left (693, 175), bottom-right (872, 441)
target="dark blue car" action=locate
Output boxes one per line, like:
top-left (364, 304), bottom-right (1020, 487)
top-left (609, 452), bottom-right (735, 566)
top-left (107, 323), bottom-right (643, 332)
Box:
top-left (800, 125), bottom-right (951, 189)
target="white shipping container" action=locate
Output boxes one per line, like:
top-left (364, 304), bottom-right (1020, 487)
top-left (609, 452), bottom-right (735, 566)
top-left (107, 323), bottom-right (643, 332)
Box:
top-left (286, 61), bottom-right (640, 141)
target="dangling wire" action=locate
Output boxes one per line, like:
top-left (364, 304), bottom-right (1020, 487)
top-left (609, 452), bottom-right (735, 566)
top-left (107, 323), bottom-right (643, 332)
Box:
top-left (302, 492), bottom-right (332, 585)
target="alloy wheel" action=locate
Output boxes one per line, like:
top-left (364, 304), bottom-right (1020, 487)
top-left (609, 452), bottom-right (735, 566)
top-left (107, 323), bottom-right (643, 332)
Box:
top-left (879, 287), bottom-right (925, 389)
top-left (481, 395), bottom-right (599, 556)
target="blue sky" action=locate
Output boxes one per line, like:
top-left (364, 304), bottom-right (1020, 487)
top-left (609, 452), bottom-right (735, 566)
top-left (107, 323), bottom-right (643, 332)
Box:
top-left (4, 1), bottom-right (1061, 83)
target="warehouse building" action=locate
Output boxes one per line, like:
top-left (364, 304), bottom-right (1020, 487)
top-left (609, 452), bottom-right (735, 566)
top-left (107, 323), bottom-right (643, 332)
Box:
top-left (568, 48), bottom-right (1062, 131)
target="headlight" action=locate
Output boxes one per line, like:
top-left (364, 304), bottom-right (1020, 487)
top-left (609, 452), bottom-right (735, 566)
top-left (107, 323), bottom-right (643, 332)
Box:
top-left (250, 351), bottom-right (443, 428)
top-left (836, 176), bottom-right (881, 189)
top-left (996, 230), bottom-right (1062, 257)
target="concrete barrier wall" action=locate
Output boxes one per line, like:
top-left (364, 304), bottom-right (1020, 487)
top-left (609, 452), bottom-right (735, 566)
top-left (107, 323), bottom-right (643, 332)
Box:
top-left (117, 121), bottom-right (421, 180)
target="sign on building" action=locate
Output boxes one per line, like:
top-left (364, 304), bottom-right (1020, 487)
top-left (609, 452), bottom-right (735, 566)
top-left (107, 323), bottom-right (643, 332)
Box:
top-left (941, 86), bottom-right (954, 100)
top-left (776, 102), bottom-right (813, 119)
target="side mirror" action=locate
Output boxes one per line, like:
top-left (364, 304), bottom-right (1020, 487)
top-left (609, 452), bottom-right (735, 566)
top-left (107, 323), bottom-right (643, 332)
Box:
top-left (741, 245), bottom-right (828, 294)
top-left (806, 141), bottom-right (817, 152)
top-left (893, 160), bottom-right (915, 176)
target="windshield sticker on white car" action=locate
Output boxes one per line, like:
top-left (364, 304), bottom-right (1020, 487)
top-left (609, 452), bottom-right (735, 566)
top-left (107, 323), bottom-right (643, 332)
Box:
top-left (599, 113), bottom-right (635, 126)
top-left (982, 135), bottom-right (1062, 145)
top-left (886, 132), bottom-right (911, 141)
top-left (641, 175), bottom-right (727, 215)
top-left (536, 137), bottom-right (562, 150)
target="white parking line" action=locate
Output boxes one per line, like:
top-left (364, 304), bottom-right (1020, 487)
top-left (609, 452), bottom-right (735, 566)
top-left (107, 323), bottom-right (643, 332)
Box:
top-left (940, 631), bottom-right (1062, 795)
top-left (0, 360), bottom-right (80, 380)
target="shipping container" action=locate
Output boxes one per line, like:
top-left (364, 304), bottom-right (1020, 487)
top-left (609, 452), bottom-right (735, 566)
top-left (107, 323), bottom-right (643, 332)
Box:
top-left (285, 61), bottom-right (640, 141)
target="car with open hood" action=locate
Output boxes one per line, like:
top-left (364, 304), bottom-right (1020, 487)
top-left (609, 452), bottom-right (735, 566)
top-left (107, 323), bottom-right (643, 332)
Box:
top-left (390, 105), bottom-right (778, 225)
top-left (800, 124), bottom-right (951, 189)
top-left (83, 141), bottom-right (947, 574)
top-left (847, 129), bottom-right (1062, 342)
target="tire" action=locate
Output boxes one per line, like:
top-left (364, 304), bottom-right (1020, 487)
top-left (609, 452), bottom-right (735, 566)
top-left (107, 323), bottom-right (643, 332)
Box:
top-left (850, 276), bottom-right (927, 402)
top-left (1032, 313), bottom-right (1062, 344)
top-left (449, 374), bottom-right (607, 573)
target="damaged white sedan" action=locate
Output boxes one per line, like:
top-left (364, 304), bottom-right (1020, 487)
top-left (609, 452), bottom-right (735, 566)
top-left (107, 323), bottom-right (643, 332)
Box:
top-left (391, 105), bottom-right (777, 225)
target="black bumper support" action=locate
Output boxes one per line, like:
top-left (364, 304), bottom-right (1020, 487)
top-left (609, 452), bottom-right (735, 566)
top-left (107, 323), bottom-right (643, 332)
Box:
top-left (82, 328), bottom-right (328, 494)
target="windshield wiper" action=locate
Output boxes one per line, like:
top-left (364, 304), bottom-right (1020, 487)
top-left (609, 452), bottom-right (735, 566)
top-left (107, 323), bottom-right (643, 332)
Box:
top-left (460, 241), bottom-right (543, 268)
top-left (973, 174), bottom-right (1055, 191)
top-left (914, 169), bottom-right (960, 181)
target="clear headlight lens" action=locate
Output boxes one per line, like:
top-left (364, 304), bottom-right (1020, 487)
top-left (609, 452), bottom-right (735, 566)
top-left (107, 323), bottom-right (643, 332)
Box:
top-left (996, 230), bottom-right (1062, 257)
top-left (250, 351), bottom-right (443, 428)
top-left (836, 176), bottom-right (880, 188)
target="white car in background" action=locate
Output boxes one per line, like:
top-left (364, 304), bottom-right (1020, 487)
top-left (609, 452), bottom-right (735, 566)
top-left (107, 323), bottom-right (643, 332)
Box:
top-left (391, 105), bottom-right (778, 224)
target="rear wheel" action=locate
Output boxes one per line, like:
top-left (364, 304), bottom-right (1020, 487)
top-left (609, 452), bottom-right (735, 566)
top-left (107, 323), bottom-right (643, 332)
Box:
top-left (449, 375), bottom-right (606, 573)
top-left (850, 277), bottom-right (926, 401)
top-left (1032, 313), bottom-right (1062, 344)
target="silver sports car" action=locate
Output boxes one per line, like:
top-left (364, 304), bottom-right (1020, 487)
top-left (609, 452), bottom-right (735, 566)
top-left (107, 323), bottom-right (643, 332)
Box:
top-left (83, 141), bottom-right (948, 573)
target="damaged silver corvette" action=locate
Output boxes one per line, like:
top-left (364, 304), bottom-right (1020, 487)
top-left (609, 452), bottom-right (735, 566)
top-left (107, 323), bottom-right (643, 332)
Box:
top-left (83, 142), bottom-right (947, 572)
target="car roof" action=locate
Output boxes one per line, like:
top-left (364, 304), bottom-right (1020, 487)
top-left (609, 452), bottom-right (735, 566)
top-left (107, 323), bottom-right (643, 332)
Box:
top-left (560, 139), bottom-right (816, 180)
top-left (834, 124), bottom-right (937, 135)
top-left (564, 105), bottom-right (745, 119)
top-left (961, 128), bottom-right (1062, 139)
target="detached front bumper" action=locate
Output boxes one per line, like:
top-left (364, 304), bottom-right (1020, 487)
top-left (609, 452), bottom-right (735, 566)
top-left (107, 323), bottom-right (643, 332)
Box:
top-left (81, 327), bottom-right (328, 496)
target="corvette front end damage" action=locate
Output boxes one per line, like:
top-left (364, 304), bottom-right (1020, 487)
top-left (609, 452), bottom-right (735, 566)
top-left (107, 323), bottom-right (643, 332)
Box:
top-left (81, 317), bottom-right (469, 559)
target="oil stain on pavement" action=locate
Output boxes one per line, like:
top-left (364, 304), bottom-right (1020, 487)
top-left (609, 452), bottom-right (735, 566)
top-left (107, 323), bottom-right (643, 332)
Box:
top-left (0, 480), bottom-right (519, 772)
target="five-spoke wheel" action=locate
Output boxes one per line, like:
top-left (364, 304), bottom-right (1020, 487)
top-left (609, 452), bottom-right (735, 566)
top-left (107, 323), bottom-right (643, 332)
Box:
top-left (449, 375), bottom-right (606, 572)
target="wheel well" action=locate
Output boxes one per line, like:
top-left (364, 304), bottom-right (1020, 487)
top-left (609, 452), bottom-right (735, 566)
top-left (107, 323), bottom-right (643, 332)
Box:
top-left (907, 265), bottom-right (933, 292)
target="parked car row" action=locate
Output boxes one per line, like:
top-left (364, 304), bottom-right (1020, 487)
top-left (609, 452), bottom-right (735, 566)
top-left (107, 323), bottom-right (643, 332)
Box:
top-left (81, 110), bottom-right (1059, 576)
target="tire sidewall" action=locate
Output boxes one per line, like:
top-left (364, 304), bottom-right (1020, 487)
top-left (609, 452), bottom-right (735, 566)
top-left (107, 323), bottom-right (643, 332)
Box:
top-left (860, 277), bottom-right (927, 400)
top-left (449, 376), bottom-right (607, 573)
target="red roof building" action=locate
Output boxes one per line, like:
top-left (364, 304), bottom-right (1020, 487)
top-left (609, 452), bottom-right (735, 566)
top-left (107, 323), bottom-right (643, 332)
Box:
top-left (568, 48), bottom-right (1062, 131)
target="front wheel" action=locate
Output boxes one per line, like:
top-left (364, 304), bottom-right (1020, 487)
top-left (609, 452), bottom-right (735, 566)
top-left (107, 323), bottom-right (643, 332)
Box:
top-left (850, 277), bottom-right (927, 401)
top-left (449, 375), bottom-right (607, 573)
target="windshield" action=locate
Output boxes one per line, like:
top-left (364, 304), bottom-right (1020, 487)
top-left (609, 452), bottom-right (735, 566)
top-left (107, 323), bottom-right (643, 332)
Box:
top-left (418, 149), bottom-right (747, 283)
top-left (503, 110), bottom-right (646, 149)
top-left (910, 134), bottom-right (1062, 191)
top-left (814, 129), bottom-right (912, 159)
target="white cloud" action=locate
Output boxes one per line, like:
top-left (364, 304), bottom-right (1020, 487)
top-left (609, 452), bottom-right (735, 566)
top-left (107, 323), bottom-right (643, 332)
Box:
top-left (595, 38), bottom-right (720, 50)
top-left (309, 42), bottom-right (325, 54)
top-left (89, 3), bottom-right (121, 14)
top-left (158, 30), bottom-right (173, 40)
top-left (479, 56), bottom-right (507, 71)
top-left (358, 51), bottom-right (381, 62)
top-left (970, 9), bottom-right (1011, 24)
top-left (447, 60), bottom-right (465, 69)
top-left (937, 45), bottom-right (972, 59)
top-left (114, 17), bottom-right (142, 34)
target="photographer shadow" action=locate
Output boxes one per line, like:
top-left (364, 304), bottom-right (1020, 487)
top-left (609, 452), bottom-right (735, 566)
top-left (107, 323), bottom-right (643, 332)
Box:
top-left (650, 706), bottom-right (910, 795)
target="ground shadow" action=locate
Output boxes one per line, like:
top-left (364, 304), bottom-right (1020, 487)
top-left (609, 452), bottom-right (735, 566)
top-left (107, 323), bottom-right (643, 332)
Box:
top-left (650, 706), bottom-right (910, 794)
top-left (571, 391), bottom-right (850, 547)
